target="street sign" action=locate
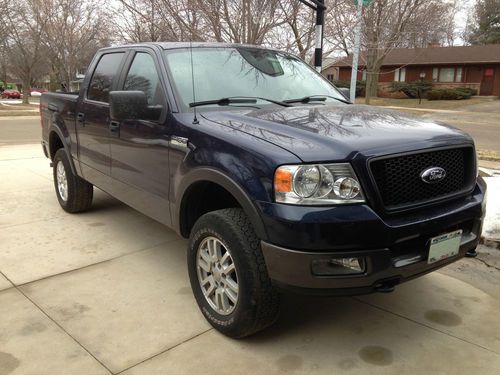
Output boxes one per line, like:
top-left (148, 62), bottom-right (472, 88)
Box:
top-left (354, 0), bottom-right (372, 5)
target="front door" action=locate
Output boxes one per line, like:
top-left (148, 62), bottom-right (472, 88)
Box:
top-left (109, 50), bottom-right (172, 226)
top-left (480, 67), bottom-right (495, 95)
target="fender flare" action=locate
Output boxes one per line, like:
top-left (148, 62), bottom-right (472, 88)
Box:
top-left (48, 124), bottom-right (77, 176)
top-left (174, 168), bottom-right (268, 241)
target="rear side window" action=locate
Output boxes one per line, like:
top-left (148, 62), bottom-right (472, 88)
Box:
top-left (124, 52), bottom-right (162, 105)
top-left (87, 53), bottom-right (124, 103)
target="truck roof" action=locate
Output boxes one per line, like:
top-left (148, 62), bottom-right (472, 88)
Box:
top-left (98, 42), bottom-right (281, 53)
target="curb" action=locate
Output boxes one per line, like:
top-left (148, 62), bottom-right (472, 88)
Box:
top-left (480, 236), bottom-right (500, 250)
top-left (478, 167), bottom-right (500, 177)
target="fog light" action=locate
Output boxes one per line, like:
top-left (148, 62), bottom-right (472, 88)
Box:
top-left (311, 257), bottom-right (366, 276)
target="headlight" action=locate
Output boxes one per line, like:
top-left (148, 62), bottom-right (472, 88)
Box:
top-left (274, 163), bottom-right (365, 205)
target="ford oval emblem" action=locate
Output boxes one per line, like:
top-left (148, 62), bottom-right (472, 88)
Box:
top-left (420, 167), bottom-right (446, 184)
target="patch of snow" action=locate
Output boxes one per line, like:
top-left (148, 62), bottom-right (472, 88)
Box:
top-left (483, 177), bottom-right (500, 240)
top-left (0, 99), bottom-right (22, 104)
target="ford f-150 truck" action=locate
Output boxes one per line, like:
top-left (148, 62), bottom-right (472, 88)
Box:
top-left (41, 43), bottom-right (486, 338)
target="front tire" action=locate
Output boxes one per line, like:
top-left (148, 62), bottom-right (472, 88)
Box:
top-left (188, 208), bottom-right (280, 338)
top-left (53, 149), bottom-right (93, 213)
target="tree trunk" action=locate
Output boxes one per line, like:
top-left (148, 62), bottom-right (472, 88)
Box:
top-left (22, 77), bottom-right (30, 104)
top-left (364, 49), bottom-right (383, 104)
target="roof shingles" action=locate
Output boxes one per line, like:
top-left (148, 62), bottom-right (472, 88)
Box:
top-left (334, 45), bottom-right (500, 67)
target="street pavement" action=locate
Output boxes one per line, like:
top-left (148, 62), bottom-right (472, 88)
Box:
top-left (382, 100), bottom-right (500, 153)
top-left (1, 143), bottom-right (500, 374)
top-left (0, 117), bottom-right (42, 146)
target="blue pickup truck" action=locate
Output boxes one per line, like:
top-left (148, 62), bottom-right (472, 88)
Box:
top-left (41, 43), bottom-right (486, 338)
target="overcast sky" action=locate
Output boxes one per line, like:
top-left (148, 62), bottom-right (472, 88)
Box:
top-left (454, 0), bottom-right (476, 44)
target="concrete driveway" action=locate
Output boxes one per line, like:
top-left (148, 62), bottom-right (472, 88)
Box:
top-left (1, 144), bottom-right (500, 375)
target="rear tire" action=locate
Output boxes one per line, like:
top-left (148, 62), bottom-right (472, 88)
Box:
top-left (188, 208), bottom-right (280, 338)
top-left (53, 149), bottom-right (93, 213)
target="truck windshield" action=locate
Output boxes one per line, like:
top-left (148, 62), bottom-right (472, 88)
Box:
top-left (163, 47), bottom-right (345, 111)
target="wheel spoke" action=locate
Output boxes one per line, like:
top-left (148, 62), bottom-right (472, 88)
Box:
top-left (220, 251), bottom-right (230, 265)
top-left (214, 241), bottom-right (223, 262)
top-left (222, 262), bottom-right (235, 276)
top-left (224, 277), bottom-right (238, 295)
top-left (199, 251), bottom-right (212, 272)
top-left (207, 238), bottom-right (217, 261)
top-left (224, 287), bottom-right (238, 304)
top-left (215, 289), bottom-right (224, 311)
top-left (219, 290), bottom-right (230, 311)
top-left (225, 291), bottom-right (237, 305)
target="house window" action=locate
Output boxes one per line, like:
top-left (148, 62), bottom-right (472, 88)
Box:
top-left (439, 68), bottom-right (455, 82)
top-left (326, 74), bottom-right (334, 82)
top-left (432, 67), bottom-right (463, 83)
top-left (394, 68), bottom-right (406, 82)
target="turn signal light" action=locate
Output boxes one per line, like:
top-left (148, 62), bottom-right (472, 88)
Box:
top-left (274, 167), bottom-right (293, 193)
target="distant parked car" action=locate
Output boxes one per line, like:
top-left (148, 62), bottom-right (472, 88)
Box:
top-left (30, 88), bottom-right (48, 97)
top-left (1, 89), bottom-right (22, 99)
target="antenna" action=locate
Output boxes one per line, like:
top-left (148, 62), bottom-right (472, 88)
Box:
top-left (190, 39), bottom-right (199, 125)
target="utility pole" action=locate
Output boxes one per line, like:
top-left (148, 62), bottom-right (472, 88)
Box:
top-left (350, 0), bottom-right (364, 102)
top-left (314, 0), bottom-right (325, 72)
top-left (297, 1), bottom-right (327, 72)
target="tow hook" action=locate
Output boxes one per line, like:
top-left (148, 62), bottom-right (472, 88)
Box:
top-left (465, 249), bottom-right (478, 258)
top-left (374, 278), bottom-right (400, 293)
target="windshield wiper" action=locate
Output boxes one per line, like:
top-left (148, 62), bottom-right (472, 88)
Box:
top-left (284, 95), bottom-right (350, 105)
top-left (189, 96), bottom-right (293, 108)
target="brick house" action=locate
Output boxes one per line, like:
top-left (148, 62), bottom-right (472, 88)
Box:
top-left (329, 44), bottom-right (500, 97)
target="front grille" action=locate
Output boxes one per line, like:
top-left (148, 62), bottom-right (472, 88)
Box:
top-left (370, 147), bottom-right (475, 211)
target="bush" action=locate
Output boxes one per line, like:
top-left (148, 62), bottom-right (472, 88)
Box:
top-left (333, 79), bottom-right (366, 97)
top-left (427, 89), bottom-right (472, 100)
top-left (454, 87), bottom-right (478, 96)
top-left (389, 80), bottom-right (433, 98)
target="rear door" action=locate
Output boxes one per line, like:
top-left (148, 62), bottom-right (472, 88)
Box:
top-left (77, 51), bottom-right (127, 189)
top-left (109, 48), bottom-right (172, 226)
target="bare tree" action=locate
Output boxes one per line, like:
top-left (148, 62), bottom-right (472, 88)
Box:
top-left (4, 0), bottom-right (51, 103)
top-left (42, 0), bottom-right (112, 91)
top-left (117, 0), bottom-right (286, 44)
top-left (0, 1), bottom-right (10, 87)
top-left (465, 0), bottom-right (500, 45)
top-left (324, 0), bottom-right (359, 57)
top-left (116, 0), bottom-right (194, 42)
top-left (265, 0), bottom-right (316, 59)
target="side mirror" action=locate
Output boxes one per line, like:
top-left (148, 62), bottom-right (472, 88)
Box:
top-left (109, 91), bottom-right (162, 121)
top-left (338, 87), bottom-right (351, 101)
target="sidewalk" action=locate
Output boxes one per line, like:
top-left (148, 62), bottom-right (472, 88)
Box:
top-left (1, 144), bottom-right (500, 374)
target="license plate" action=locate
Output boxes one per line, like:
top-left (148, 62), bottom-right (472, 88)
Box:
top-left (428, 230), bottom-right (462, 264)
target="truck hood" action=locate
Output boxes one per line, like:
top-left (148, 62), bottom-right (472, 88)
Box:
top-left (201, 104), bottom-right (473, 162)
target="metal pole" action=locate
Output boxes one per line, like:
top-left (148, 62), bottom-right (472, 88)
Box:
top-left (350, 0), bottom-right (363, 102)
top-left (314, 0), bottom-right (325, 72)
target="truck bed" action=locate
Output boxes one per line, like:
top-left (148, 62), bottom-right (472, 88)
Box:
top-left (40, 92), bottom-right (79, 158)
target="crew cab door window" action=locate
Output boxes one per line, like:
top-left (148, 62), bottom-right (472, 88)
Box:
top-left (87, 52), bottom-right (124, 102)
top-left (124, 52), bottom-right (162, 105)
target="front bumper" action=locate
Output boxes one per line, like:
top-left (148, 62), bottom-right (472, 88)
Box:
top-left (259, 179), bottom-right (486, 295)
